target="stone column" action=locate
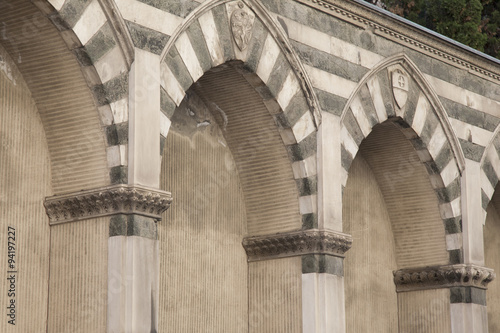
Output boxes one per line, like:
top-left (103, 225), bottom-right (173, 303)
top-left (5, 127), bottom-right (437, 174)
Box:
top-left (243, 229), bottom-right (352, 333)
top-left (44, 184), bottom-right (172, 333)
top-left (394, 264), bottom-right (495, 333)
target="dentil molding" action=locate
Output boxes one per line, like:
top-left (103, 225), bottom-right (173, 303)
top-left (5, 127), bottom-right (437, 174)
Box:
top-left (243, 229), bottom-right (353, 261)
top-left (44, 185), bottom-right (172, 225)
top-left (393, 264), bottom-right (496, 292)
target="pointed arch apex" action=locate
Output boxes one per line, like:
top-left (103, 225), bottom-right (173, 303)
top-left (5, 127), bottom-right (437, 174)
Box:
top-left (159, 0), bottom-right (321, 128)
top-left (340, 52), bottom-right (465, 173)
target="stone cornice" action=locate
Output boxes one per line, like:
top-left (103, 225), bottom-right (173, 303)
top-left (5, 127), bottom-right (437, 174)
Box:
top-left (294, 0), bottom-right (500, 83)
top-left (44, 185), bottom-right (172, 225)
top-left (242, 229), bottom-right (353, 261)
top-left (393, 264), bottom-right (496, 292)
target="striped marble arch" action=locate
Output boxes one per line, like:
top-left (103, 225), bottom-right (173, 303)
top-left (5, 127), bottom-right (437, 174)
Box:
top-left (339, 54), bottom-right (465, 263)
top-left (158, 0), bottom-right (321, 229)
top-left (480, 128), bottom-right (500, 220)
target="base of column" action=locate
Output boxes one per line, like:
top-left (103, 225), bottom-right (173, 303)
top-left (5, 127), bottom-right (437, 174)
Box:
top-left (108, 216), bottom-right (159, 333)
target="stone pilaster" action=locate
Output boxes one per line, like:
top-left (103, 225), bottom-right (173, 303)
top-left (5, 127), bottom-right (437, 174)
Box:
top-left (108, 214), bottom-right (161, 333)
top-left (128, 47), bottom-right (162, 188)
top-left (45, 185), bottom-right (171, 333)
top-left (243, 229), bottom-right (352, 333)
top-left (459, 159), bottom-right (490, 332)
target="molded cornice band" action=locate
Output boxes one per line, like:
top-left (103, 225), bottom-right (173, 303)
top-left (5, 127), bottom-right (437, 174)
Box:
top-left (394, 264), bottom-right (496, 292)
top-left (296, 0), bottom-right (500, 82)
top-left (44, 185), bottom-right (172, 225)
top-left (243, 229), bottom-right (353, 262)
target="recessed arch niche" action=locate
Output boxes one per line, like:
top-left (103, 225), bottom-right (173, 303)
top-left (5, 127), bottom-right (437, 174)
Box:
top-left (159, 61), bottom-right (303, 332)
top-left (343, 120), bottom-right (450, 332)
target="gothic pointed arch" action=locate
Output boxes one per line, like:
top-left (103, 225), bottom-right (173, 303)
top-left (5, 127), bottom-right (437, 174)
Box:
top-left (340, 53), bottom-right (465, 264)
top-left (158, 0), bottom-right (321, 230)
top-left (0, 0), bottom-right (129, 193)
top-left (159, 0), bottom-right (321, 128)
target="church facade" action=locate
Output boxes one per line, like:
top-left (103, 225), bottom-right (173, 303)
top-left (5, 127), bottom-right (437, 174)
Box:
top-left (1, 0), bottom-right (500, 332)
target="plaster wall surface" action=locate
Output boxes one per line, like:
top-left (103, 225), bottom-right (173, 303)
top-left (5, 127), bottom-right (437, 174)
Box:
top-left (159, 94), bottom-right (248, 332)
top-left (193, 65), bottom-right (302, 236)
top-left (343, 152), bottom-right (398, 332)
top-left (357, 122), bottom-right (448, 267)
top-left (0, 42), bottom-right (51, 332)
top-left (398, 289), bottom-right (451, 333)
top-left (248, 257), bottom-right (302, 333)
top-left (47, 218), bottom-right (108, 333)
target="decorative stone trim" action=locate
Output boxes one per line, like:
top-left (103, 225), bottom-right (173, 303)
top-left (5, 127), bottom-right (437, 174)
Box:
top-left (44, 185), bottom-right (172, 225)
top-left (97, 0), bottom-right (135, 68)
top-left (296, 0), bottom-right (500, 83)
top-left (242, 229), bottom-right (353, 262)
top-left (393, 264), bottom-right (496, 292)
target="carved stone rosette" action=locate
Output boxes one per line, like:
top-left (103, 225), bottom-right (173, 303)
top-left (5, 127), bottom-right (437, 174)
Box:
top-left (393, 264), bottom-right (496, 292)
top-left (242, 229), bottom-right (353, 262)
top-left (44, 185), bottom-right (172, 224)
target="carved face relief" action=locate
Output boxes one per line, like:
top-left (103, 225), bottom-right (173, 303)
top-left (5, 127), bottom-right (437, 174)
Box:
top-left (230, 3), bottom-right (253, 51)
top-left (392, 69), bottom-right (409, 109)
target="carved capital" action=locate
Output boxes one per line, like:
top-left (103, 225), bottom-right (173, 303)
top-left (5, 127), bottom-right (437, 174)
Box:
top-left (242, 229), bottom-right (353, 262)
top-left (393, 264), bottom-right (496, 292)
top-left (44, 185), bottom-right (172, 224)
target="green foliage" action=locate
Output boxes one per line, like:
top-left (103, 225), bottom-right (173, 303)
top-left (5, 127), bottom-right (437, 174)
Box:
top-left (365, 0), bottom-right (500, 58)
top-left (428, 0), bottom-right (486, 50)
top-left (482, 0), bottom-right (500, 57)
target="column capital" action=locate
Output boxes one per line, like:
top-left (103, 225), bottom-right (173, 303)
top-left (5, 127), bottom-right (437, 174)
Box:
top-left (243, 229), bottom-right (353, 262)
top-left (393, 264), bottom-right (495, 292)
top-left (44, 184), bottom-right (172, 225)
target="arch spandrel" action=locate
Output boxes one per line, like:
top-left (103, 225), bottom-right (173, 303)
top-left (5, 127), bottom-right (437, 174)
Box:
top-left (340, 54), bottom-right (465, 265)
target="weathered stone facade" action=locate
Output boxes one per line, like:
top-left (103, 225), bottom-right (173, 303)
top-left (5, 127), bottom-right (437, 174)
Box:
top-left (1, 0), bottom-right (500, 331)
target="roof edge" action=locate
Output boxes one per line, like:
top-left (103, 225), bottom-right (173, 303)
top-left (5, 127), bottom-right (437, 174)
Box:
top-left (295, 0), bottom-right (500, 82)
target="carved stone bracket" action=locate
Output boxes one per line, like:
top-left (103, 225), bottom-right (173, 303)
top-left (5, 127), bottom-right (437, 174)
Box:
top-left (242, 229), bottom-right (353, 262)
top-left (393, 264), bottom-right (496, 292)
top-left (44, 185), bottom-right (172, 225)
